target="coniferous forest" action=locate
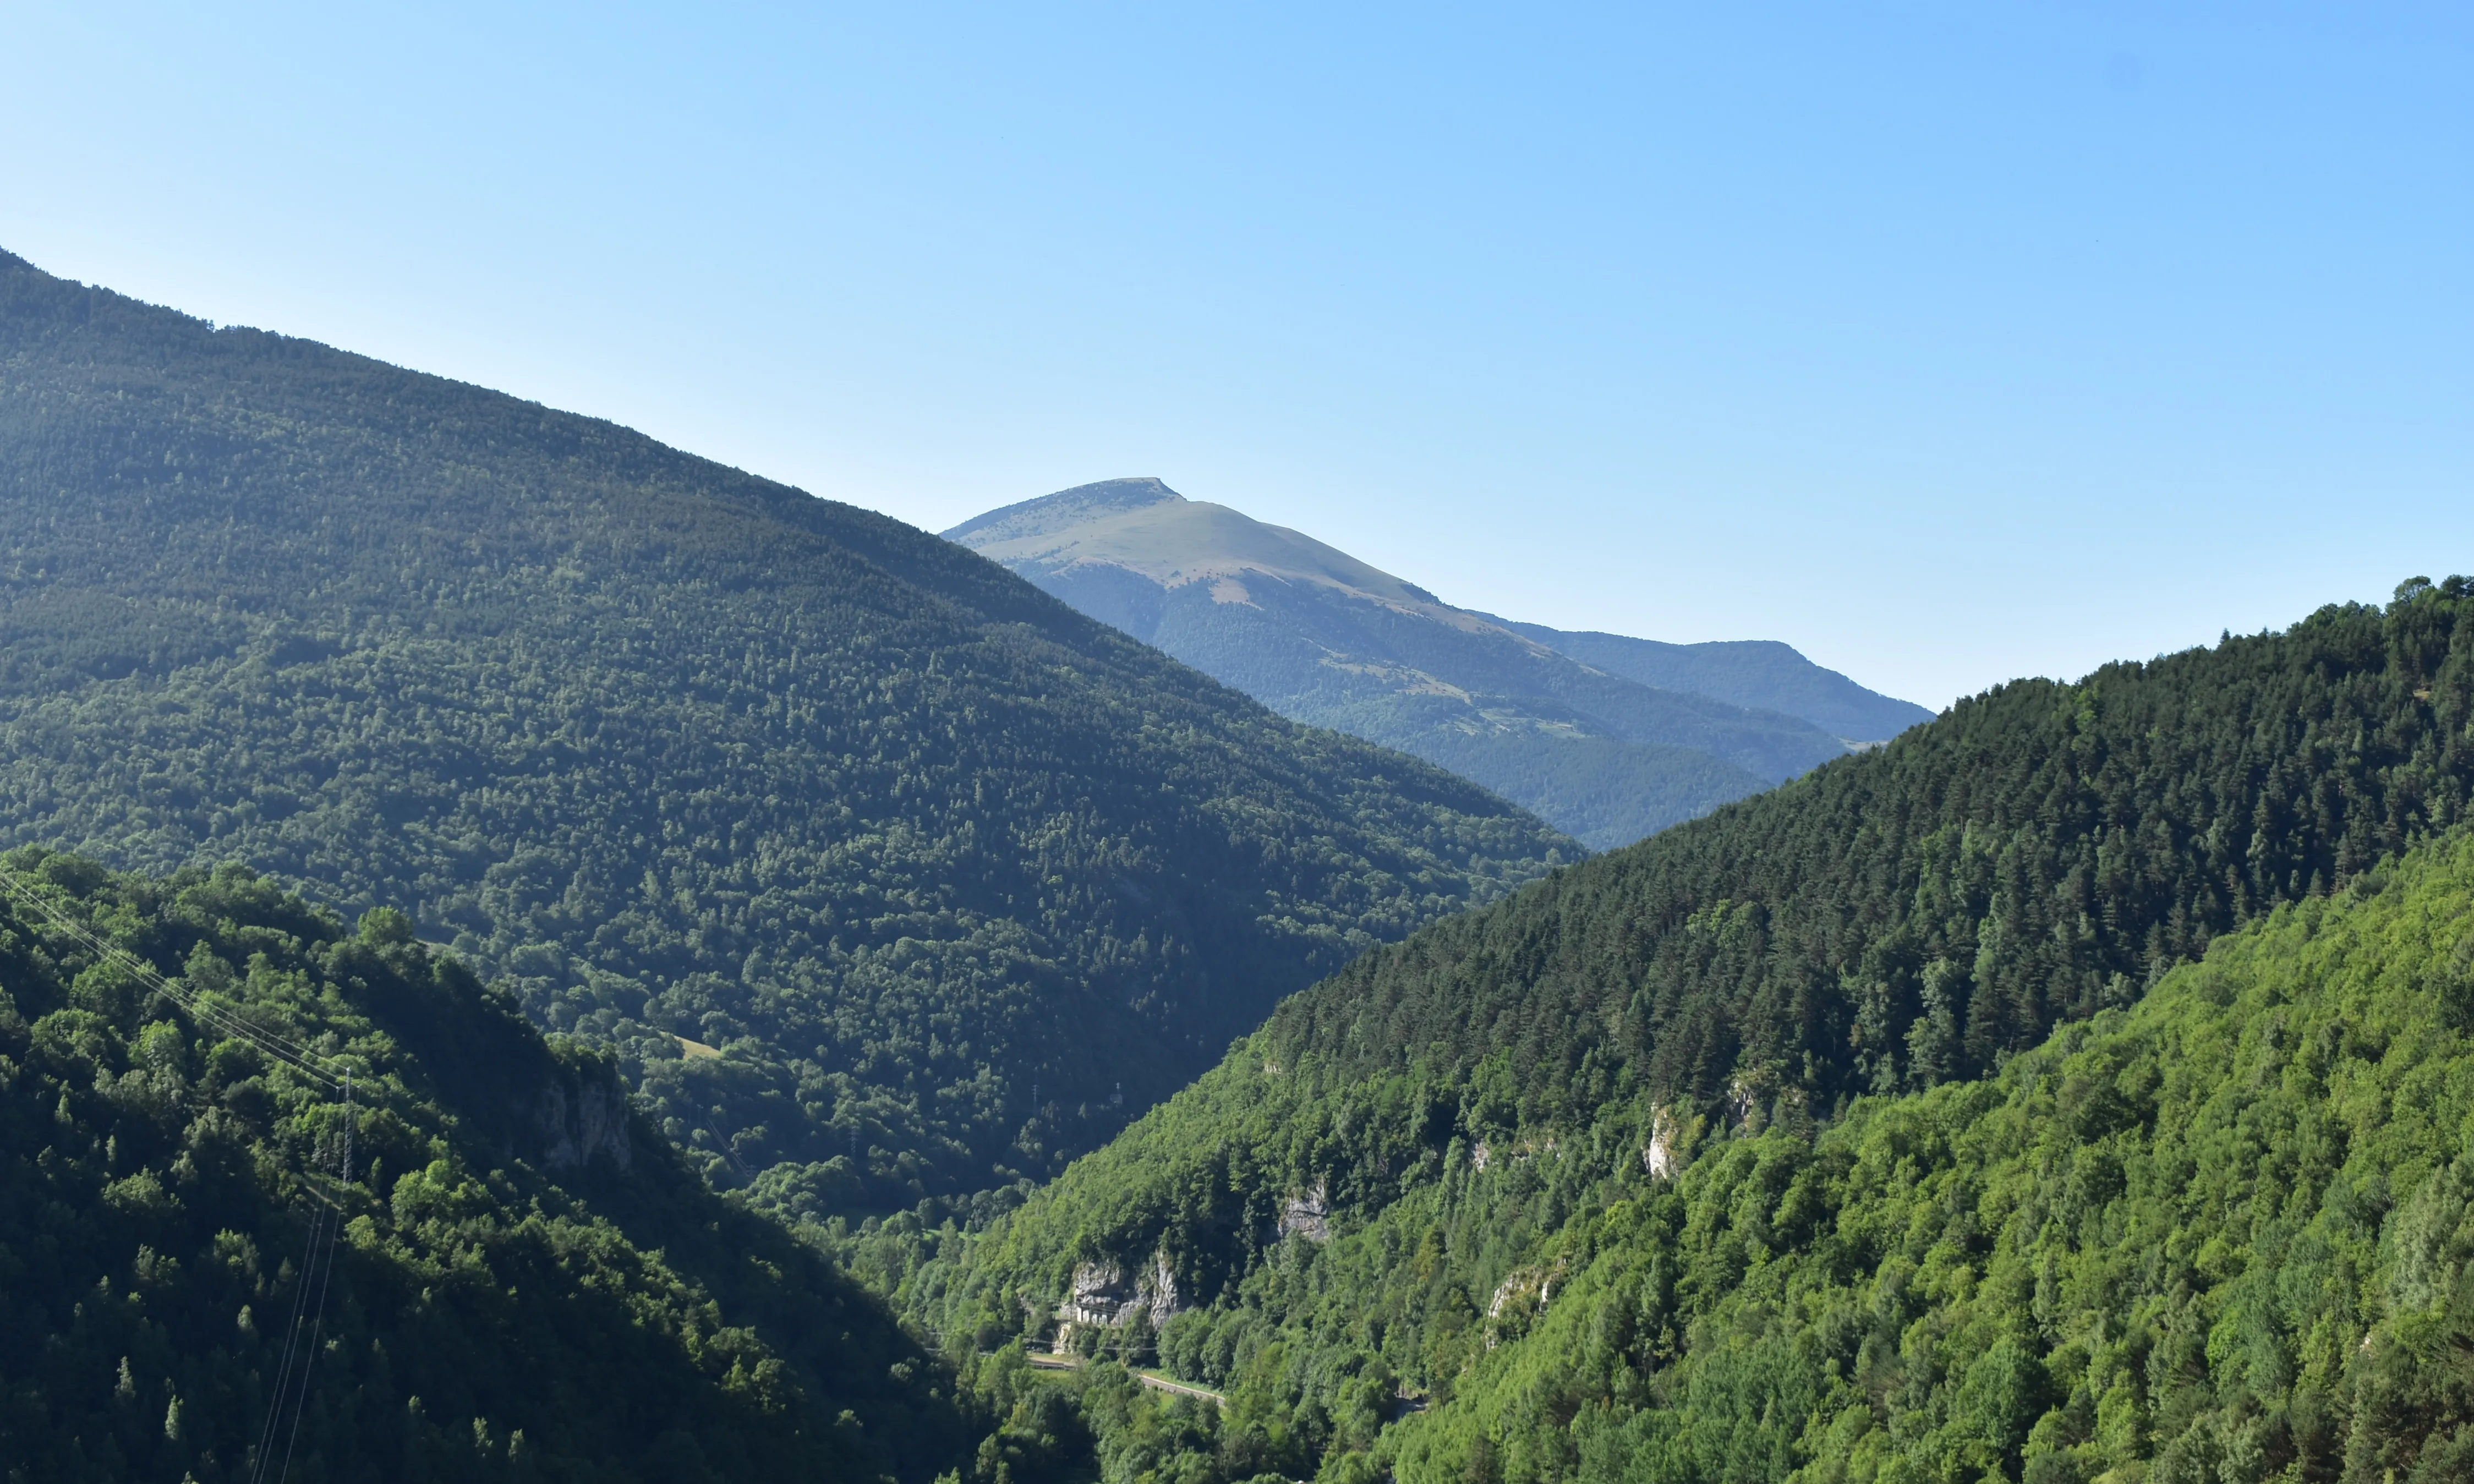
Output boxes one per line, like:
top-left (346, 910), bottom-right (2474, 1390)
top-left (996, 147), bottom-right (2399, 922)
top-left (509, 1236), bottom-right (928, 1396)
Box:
top-left (4, 243), bottom-right (2473, 1484)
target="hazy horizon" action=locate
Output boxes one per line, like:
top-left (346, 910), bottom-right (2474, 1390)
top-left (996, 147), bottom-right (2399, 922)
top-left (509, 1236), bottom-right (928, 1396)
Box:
top-left (4, 2), bottom-right (2465, 708)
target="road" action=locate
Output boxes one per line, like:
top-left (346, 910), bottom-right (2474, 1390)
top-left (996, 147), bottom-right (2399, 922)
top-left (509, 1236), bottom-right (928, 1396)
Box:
top-left (1024, 1351), bottom-right (1225, 1405)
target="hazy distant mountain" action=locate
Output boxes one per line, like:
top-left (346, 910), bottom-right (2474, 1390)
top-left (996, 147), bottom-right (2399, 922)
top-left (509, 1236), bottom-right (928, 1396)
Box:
top-left (947, 478), bottom-right (1928, 847)
top-left (1490, 621), bottom-right (1934, 744)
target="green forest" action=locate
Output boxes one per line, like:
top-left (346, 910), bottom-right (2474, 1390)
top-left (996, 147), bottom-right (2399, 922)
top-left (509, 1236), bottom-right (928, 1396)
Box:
top-left (10, 240), bottom-right (2474, 1484)
top-left (900, 578), bottom-right (2474, 1483)
top-left (0, 848), bottom-right (958, 1483)
top-left (0, 249), bottom-right (1570, 1219)
top-left (1385, 821), bottom-right (2474, 1483)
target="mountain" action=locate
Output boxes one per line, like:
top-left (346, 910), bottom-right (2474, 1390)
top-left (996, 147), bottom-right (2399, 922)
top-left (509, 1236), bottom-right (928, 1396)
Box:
top-left (902, 577), bottom-right (2474, 1484)
top-left (0, 249), bottom-right (1574, 1220)
top-left (944, 478), bottom-right (1926, 849)
top-left (0, 850), bottom-right (959, 1482)
top-left (1488, 620), bottom-right (1934, 745)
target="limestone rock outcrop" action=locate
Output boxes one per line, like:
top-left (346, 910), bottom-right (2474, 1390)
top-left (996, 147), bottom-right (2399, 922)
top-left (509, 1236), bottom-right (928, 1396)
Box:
top-left (532, 1073), bottom-right (633, 1172)
top-left (1054, 1249), bottom-right (1186, 1341)
top-left (1277, 1181), bottom-right (1331, 1242)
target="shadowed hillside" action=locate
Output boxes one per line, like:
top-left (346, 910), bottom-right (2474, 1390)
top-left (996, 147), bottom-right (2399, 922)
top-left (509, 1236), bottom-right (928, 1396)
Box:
top-left (0, 850), bottom-right (961, 1482)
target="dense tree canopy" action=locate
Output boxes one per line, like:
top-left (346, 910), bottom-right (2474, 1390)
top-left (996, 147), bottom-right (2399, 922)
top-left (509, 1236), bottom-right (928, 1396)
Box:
top-left (0, 850), bottom-right (959, 1483)
top-left (1378, 824), bottom-right (2474, 1484)
top-left (902, 579), bottom-right (2474, 1483)
top-left (1250, 579), bottom-right (2474, 1122)
top-left (0, 249), bottom-right (1571, 1216)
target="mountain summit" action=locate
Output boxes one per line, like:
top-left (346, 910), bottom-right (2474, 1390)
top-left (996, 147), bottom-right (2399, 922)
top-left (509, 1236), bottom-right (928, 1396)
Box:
top-left (946, 479), bottom-right (1929, 847)
top-left (943, 475), bottom-right (1187, 545)
top-left (952, 478), bottom-right (1460, 611)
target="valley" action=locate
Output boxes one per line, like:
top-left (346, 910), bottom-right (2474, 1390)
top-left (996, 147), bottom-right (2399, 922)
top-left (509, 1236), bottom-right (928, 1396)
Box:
top-left (4, 248), bottom-right (2470, 1484)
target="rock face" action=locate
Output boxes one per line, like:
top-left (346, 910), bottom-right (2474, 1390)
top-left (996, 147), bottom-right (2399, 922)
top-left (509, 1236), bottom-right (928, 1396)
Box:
top-left (1278, 1181), bottom-right (1331, 1242)
top-left (1147, 1250), bottom-right (1183, 1322)
top-left (532, 1074), bottom-right (633, 1173)
top-left (1484, 1260), bottom-right (1567, 1348)
top-left (1641, 1107), bottom-right (1681, 1180)
top-left (1056, 1251), bottom-right (1185, 1340)
top-left (1722, 1074), bottom-right (1760, 1131)
top-left (1059, 1261), bottom-right (1143, 1330)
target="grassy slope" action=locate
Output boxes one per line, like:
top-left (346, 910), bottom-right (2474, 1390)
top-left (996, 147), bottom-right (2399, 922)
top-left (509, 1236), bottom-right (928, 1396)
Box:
top-left (1500, 623), bottom-right (1935, 746)
top-left (953, 481), bottom-right (1849, 848)
top-left (1014, 563), bottom-right (1809, 851)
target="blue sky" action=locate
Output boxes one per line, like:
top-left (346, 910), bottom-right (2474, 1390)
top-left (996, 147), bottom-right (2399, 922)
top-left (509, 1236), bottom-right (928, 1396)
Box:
top-left (2, 2), bottom-right (2466, 707)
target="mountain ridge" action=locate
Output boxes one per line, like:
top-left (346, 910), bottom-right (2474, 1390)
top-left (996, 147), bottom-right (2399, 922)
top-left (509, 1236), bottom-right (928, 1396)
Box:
top-left (946, 478), bottom-right (1930, 848)
top-left (953, 483), bottom-right (1925, 748)
top-left (1487, 618), bottom-right (1933, 745)
top-left (0, 250), bottom-right (1574, 1220)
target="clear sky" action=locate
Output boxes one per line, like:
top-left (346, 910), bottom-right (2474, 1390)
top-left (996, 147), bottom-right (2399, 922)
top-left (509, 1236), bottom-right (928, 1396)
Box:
top-left (2, 2), bottom-right (2466, 709)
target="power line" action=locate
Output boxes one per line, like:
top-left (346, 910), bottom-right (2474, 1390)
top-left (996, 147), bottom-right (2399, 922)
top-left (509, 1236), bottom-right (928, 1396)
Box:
top-left (270, 1074), bottom-right (351, 1484)
top-left (0, 869), bottom-right (344, 1087)
top-left (0, 869), bottom-right (359, 1480)
top-left (247, 1102), bottom-right (351, 1484)
top-left (248, 1194), bottom-right (330, 1483)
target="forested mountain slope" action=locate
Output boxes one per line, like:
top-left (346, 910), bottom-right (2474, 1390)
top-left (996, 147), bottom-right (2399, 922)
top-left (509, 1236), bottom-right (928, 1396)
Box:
top-left (946, 479), bottom-right (1909, 848)
top-left (1373, 825), bottom-right (2474, 1484)
top-left (0, 250), bottom-right (1572, 1217)
top-left (900, 578), bottom-right (2474, 1483)
top-left (0, 850), bottom-right (957, 1483)
top-left (971, 807), bottom-right (2474, 1484)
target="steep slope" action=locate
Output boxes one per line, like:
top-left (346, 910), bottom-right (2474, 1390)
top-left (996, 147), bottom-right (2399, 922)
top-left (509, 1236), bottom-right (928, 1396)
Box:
top-left (978, 818), bottom-right (2474, 1484)
top-left (0, 850), bottom-right (959, 1482)
top-left (0, 250), bottom-right (1573, 1217)
top-left (946, 479), bottom-right (1880, 849)
top-left (1373, 826), bottom-right (2474, 1484)
top-left (904, 578), bottom-right (2474, 1482)
top-left (1492, 620), bottom-right (1934, 744)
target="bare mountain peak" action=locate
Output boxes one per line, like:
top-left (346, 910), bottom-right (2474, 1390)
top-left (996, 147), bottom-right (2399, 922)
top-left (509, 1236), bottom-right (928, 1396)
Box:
top-left (948, 478), bottom-right (1454, 617)
top-left (943, 476), bottom-right (1186, 546)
